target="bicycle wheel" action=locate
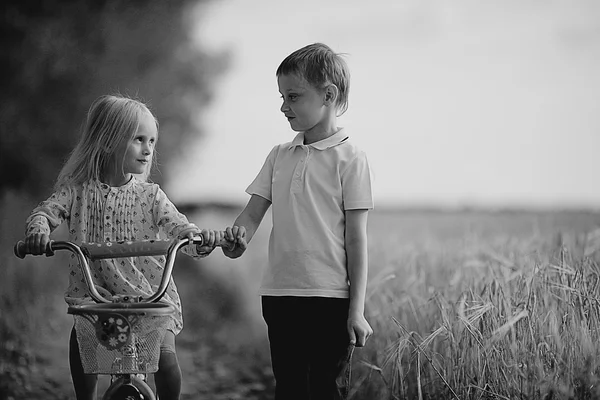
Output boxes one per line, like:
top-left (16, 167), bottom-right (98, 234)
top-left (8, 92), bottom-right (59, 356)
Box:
top-left (102, 375), bottom-right (155, 400)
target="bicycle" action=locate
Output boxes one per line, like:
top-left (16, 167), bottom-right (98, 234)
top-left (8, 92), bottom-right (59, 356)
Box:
top-left (14, 235), bottom-right (228, 400)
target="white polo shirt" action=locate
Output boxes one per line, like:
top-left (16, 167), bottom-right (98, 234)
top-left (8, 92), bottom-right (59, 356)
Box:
top-left (246, 128), bottom-right (374, 298)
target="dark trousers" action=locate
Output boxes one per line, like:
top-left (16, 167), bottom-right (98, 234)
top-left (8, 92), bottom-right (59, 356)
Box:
top-left (262, 296), bottom-right (351, 400)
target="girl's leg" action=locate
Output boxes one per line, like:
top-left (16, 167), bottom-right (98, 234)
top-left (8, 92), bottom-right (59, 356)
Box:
top-left (154, 330), bottom-right (182, 400)
top-left (69, 327), bottom-right (98, 400)
top-left (306, 297), bottom-right (350, 400)
top-left (262, 296), bottom-right (310, 400)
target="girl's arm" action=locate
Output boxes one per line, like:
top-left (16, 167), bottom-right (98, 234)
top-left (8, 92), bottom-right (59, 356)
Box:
top-left (222, 194), bottom-right (271, 259)
top-left (153, 187), bottom-right (217, 256)
top-left (24, 186), bottom-right (73, 254)
top-left (345, 208), bottom-right (373, 347)
top-left (153, 187), bottom-right (197, 237)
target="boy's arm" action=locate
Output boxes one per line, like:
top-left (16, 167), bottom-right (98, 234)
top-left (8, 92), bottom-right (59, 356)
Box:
top-left (223, 194), bottom-right (271, 258)
top-left (345, 208), bottom-right (373, 347)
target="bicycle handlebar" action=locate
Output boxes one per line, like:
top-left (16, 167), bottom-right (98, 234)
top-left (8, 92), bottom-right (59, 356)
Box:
top-left (14, 235), bottom-right (231, 304)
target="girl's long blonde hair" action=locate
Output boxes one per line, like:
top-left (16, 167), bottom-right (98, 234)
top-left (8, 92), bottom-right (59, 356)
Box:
top-left (55, 94), bottom-right (158, 190)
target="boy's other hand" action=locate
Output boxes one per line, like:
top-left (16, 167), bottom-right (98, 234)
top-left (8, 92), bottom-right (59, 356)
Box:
top-left (347, 314), bottom-right (373, 347)
top-left (222, 225), bottom-right (247, 259)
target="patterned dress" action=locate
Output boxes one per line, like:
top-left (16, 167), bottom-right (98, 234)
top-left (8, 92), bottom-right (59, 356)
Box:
top-left (25, 177), bottom-right (201, 334)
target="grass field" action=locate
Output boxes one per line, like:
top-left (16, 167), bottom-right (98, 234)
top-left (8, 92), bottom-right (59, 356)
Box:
top-left (2, 189), bottom-right (600, 399)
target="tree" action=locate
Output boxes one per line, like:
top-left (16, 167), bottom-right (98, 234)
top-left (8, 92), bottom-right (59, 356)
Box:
top-left (0, 0), bottom-right (228, 196)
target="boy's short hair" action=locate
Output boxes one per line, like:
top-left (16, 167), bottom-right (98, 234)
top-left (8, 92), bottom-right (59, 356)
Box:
top-left (276, 43), bottom-right (350, 115)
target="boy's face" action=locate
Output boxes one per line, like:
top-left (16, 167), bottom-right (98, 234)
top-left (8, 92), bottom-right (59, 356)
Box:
top-left (278, 73), bottom-right (327, 133)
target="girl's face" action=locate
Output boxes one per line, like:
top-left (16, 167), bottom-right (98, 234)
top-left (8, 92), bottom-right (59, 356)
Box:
top-left (123, 111), bottom-right (157, 175)
top-left (278, 73), bottom-right (328, 135)
top-left (109, 111), bottom-right (157, 186)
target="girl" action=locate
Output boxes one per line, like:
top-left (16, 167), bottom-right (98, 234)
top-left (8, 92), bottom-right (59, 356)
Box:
top-left (22, 94), bottom-right (219, 400)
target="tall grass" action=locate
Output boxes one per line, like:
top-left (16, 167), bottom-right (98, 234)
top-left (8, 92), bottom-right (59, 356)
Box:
top-left (352, 212), bottom-right (600, 399)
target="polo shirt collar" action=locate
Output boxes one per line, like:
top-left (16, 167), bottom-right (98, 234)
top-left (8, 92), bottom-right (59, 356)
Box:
top-left (288, 128), bottom-right (349, 151)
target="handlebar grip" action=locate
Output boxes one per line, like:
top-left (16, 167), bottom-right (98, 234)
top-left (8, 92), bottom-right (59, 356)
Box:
top-left (14, 241), bottom-right (26, 259)
top-left (81, 239), bottom-right (173, 260)
top-left (14, 240), bottom-right (54, 259)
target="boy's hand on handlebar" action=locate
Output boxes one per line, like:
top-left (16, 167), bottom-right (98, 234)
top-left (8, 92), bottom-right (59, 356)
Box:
top-left (24, 233), bottom-right (51, 255)
top-left (222, 226), bottom-right (247, 259)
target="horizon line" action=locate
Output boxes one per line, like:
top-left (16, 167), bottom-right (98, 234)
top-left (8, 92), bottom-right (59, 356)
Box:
top-left (177, 200), bottom-right (600, 215)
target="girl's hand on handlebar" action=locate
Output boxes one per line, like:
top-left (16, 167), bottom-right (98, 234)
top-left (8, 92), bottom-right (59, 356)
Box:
top-left (196, 229), bottom-right (223, 255)
top-left (24, 233), bottom-right (51, 255)
top-left (222, 226), bottom-right (247, 259)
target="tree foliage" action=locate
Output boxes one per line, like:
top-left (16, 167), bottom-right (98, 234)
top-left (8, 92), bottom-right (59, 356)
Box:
top-left (0, 0), bottom-right (227, 196)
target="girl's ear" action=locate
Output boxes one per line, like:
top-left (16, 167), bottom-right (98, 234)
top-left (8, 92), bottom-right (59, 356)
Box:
top-left (323, 84), bottom-right (339, 107)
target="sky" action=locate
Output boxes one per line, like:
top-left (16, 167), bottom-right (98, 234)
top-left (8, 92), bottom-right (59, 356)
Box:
top-left (168, 0), bottom-right (600, 210)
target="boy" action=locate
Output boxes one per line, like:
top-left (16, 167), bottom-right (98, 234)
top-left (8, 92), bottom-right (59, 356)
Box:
top-left (223, 43), bottom-right (374, 400)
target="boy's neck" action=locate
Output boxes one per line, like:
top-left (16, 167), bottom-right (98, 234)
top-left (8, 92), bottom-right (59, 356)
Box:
top-left (302, 119), bottom-right (338, 145)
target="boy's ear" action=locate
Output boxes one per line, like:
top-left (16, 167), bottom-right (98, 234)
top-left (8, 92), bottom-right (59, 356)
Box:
top-left (323, 84), bottom-right (339, 106)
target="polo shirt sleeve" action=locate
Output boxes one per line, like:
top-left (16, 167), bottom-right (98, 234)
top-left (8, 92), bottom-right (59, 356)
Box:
top-left (246, 145), bottom-right (278, 202)
top-left (341, 151), bottom-right (374, 210)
